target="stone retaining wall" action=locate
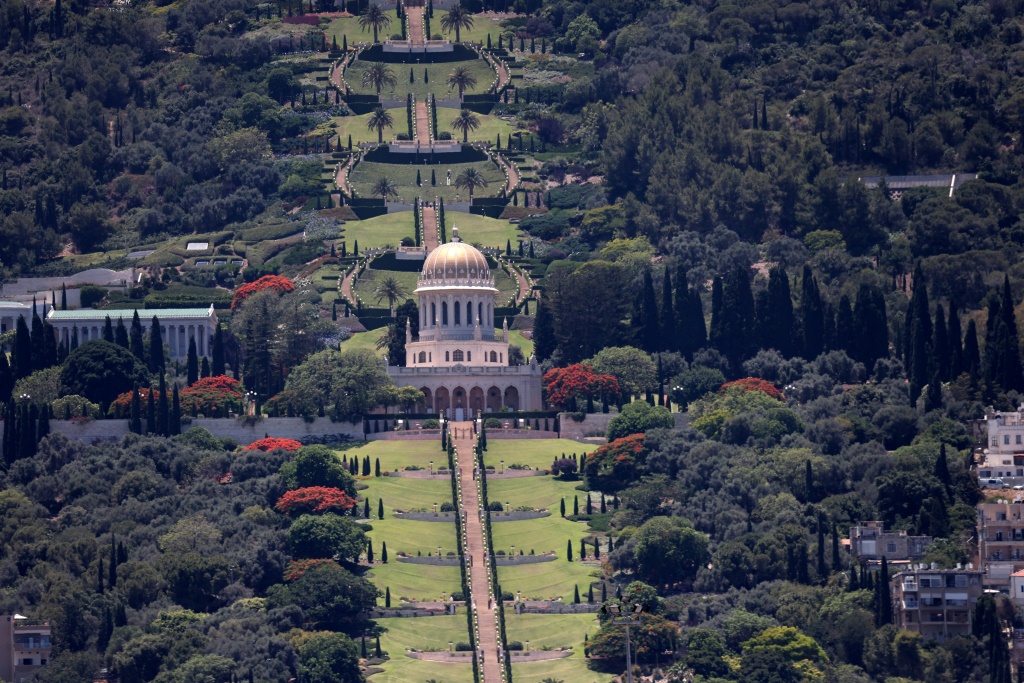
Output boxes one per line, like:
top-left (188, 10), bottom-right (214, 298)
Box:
top-left (493, 554), bottom-right (554, 565)
top-left (393, 511), bottom-right (458, 522)
top-left (489, 510), bottom-right (550, 522)
top-left (397, 555), bottom-right (462, 565)
top-left (515, 602), bottom-right (602, 614)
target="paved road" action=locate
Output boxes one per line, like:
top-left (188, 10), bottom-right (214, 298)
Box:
top-left (452, 423), bottom-right (502, 683)
top-left (422, 206), bottom-right (439, 252)
top-left (407, 6), bottom-right (424, 45)
top-left (415, 100), bottom-right (432, 144)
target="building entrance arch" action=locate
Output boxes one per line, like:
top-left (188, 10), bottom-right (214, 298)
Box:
top-left (486, 386), bottom-right (502, 413)
top-left (469, 387), bottom-right (485, 415)
top-left (503, 386), bottom-right (520, 411)
top-left (435, 387), bottom-right (451, 415)
top-left (419, 387), bottom-right (433, 412)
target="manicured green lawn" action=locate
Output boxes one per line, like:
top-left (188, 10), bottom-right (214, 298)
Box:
top-left (340, 327), bottom-right (387, 356)
top-left (494, 558), bottom-right (601, 602)
top-left (512, 656), bottom-right (614, 683)
top-left (357, 477), bottom-right (458, 561)
top-left (368, 561), bottom-right (463, 603)
top-left (444, 212), bottom-right (520, 249)
top-left (344, 57), bottom-right (496, 100)
top-left (505, 613), bottom-right (601, 653)
top-left (490, 511), bottom-right (591, 558)
top-left (360, 476), bottom-right (455, 514)
top-left (439, 110), bottom-right (516, 145)
top-left (326, 11), bottom-right (401, 46)
top-left (337, 440), bottom-right (445, 473)
top-left (487, 476), bottom-right (585, 512)
top-left (377, 615), bottom-right (471, 652)
top-left (349, 160), bottom-right (506, 203)
top-left (509, 329), bottom-right (533, 356)
top-left (483, 440), bottom-right (596, 471)
top-left (375, 615), bottom-right (475, 683)
top-left (314, 107), bottom-right (406, 146)
top-left (341, 212), bottom-right (415, 249)
top-left (443, 15), bottom-right (510, 46)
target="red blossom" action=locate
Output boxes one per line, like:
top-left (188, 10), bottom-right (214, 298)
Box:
top-left (542, 364), bottom-right (620, 410)
top-left (108, 387), bottom-right (163, 418)
top-left (720, 377), bottom-right (785, 401)
top-left (180, 375), bottom-right (244, 416)
top-left (244, 437), bottom-right (303, 452)
top-left (284, 559), bottom-right (341, 582)
top-left (231, 275), bottom-right (295, 310)
top-left (275, 486), bottom-right (357, 515)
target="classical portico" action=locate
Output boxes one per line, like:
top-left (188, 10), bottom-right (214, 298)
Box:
top-left (46, 306), bottom-right (218, 361)
top-left (386, 229), bottom-right (543, 419)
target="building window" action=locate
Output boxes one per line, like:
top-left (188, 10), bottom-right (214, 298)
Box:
top-left (455, 301), bottom-right (461, 325)
top-left (467, 352), bottom-right (471, 362)
top-left (419, 352), bottom-right (426, 363)
top-left (467, 302), bottom-right (472, 325)
top-left (442, 302), bottom-right (448, 326)
top-left (993, 438), bottom-right (999, 447)
top-left (1017, 435), bottom-right (1022, 445)
top-left (1006, 435), bottom-right (1011, 445)
top-left (887, 543), bottom-right (897, 553)
top-left (490, 351), bottom-right (497, 362)
top-left (453, 350), bottom-right (464, 362)
top-left (445, 352), bottom-right (450, 362)
top-left (432, 303), bottom-right (437, 326)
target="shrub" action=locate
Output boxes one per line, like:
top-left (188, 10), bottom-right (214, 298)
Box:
top-left (454, 642), bottom-right (473, 651)
top-left (108, 387), bottom-right (163, 418)
top-left (719, 377), bottom-right (785, 401)
top-left (180, 375), bottom-right (244, 417)
top-left (437, 131), bottom-right (453, 140)
top-left (440, 502), bottom-right (456, 512)
top-left (79, 285), bottom-right (107, 308)
top-left (422, 418), bottom-right (440, 428)
top-left (275, 487), bottom-right (358, 515)
top-left (52, 395), bottom-right (100, 419)
top-left (283, 558), bottom-right (341, 582)
top-left (487, 501), bottom-right (505, 512)
top-left (231, 274), bottom-right (295, 309)
top-left (484, 417), bottom-right (503, 428)
top-left (507, 641), bottom-right (523, 651)
top-left (244, 437), bottom-right (303, 452)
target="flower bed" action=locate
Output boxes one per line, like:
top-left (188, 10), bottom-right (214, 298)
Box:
top-left (231, 274), bottom-right (296, 309)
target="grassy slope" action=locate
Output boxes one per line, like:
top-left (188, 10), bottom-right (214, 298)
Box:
top-left (337, 440), bottom-right (444, 472)
top-left (375, 616), bottom-right (475, 683)
top-left (512, 656), bottom-right (614, 683)
top-left (504, 612), bottom-right (601, 653)
top-left (341, 212), bottom-right (415, 249)
top-left (326, 11), bottom-right (400, 45)
top-left (340, 327), bottom-right (388, 355)
top-left (444, 212), bottom-right (521, 249)
top-left (349, 160), bottom-right (507, 203)
top-left (483, 440), bottom-right (596, 471)
top-left (315, 107), bottom-right (406, 146)
top-left (345, 58), bottom-right (496, 100)
top-left (368, 561), bottom-right (463, 603)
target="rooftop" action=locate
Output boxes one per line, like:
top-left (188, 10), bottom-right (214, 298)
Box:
top-left (47, 307), bottom-right (215, 321)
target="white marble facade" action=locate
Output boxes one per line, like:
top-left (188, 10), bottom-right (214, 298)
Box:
top-left (46, 306), bottom-right (218, 361)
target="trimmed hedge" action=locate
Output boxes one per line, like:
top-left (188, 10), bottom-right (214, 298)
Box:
top-left (362, 145), bottom-right (488, 165)
top-left (357, 44), bottom-right (478, 63)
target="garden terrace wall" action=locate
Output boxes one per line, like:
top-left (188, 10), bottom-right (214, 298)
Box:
top-left (555, 411), bottom-right (688, 439)
top-left (23, 417), bottom-right (363, 446)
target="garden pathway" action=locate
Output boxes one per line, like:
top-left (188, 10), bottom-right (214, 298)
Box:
top-left (496, 152), bottom-right (520, 195)
top-left (452, 423), bottom-right (502, 683)
top-left (407, 5), bottom-right (425, 45)
top-left (415, 100), bottom-right (432, 144)
top-left (508, 261), bottom-right (530, 305)
top-left (340, 266), bottom-right (356, 305)
top-left (422, 205), bottom-right (439, 252)
top-left (334, 155), bottom-right (353, 195)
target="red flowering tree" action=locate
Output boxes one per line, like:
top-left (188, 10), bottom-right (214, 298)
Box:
top-left (542, 364), bottom-right (620, 411)
top-left (720, 377), bottom-right (785, 401)
top-left (108, 387), bottom-right (162, 418)
top-left (180, 375), bottom-right (244, 417)
top-left (275, 487), bottom-right (357, 515)
top-left (583, 433), bottom-right (646, 491)
top-left (231, 275), bottom-right (295, 310)
top-left (283, 558), bottom-right (341, 582)
top-left (244, 437), bottom-right (303, 452)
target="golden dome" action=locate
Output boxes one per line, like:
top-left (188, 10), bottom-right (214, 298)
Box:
top-left (419, 227), bottom-right (492, 287)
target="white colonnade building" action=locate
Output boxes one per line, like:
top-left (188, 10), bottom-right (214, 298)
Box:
top-left (46, 306), bottom-right (218, 361)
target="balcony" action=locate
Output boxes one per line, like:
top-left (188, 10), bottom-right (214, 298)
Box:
top-left (902, 580), bottom-right (918, 591)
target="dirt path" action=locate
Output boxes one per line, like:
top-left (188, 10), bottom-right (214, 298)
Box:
top-left (407, 5), bottom-right (424, 45)
top-left (496, 152), bottom-right (520, 195)
top-left (422, 205), bottom-right (439, 252)
top-left (508, 260), bottom-right (531, 304)
top-left (415, 100), bottom-right (432, 144)
top-left (452, 423), bottom-right (502, 683)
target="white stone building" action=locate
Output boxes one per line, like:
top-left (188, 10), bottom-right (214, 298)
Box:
top-left (46, 307), bottom-right (218, 361)
top-left (386, 230), bottom-right (544, 419)
top-left (0, 302), bottom-right (51, 334)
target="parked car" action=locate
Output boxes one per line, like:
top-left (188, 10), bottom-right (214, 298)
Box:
top-left (982, 478), bottom-right (1009, 489)
top-left (508, 218), bottom-right (521, 224)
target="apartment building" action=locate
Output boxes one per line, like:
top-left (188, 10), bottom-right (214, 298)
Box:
top-left (849, 521), bottom-right (932, 564)
top-left (892, 566), bottom-right (984, 642)
top-left (978, 503), bottom-right (1024, 589)
top-left (0, 615), bottom-right (51, 683)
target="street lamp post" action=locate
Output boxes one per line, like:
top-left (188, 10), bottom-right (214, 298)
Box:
top-left (605, 603), bottom-right (643, 683)
top-left (429, 460), bottom-right (434, 475)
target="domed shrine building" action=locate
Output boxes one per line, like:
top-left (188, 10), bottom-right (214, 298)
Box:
top-left (386, 229), bottom-right (543, 420)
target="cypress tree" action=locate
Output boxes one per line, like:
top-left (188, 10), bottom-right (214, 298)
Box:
top-left (831, 521), bottom-right (841, 571)
top-left (381, 542), bottom-right (388, 563)
top-left (877, 556), bottom-right (892, 625)
top-left (158, 372), bottom-right (169, 436)
top-left (816, 517), bottom-right (826, 581)
top-left (709, 276), bottom-right (724, 353)
top-left (30, 309), bottom-right (45, 371)
top-left (364, 497), bottom-right (370, 518)
top-left (533, 300), bottom-right (556, 362)
top-left (61, 283), bottom-right (67, 310)
top-left (363, 455), bottom-right (371, 476)
top-left (931, 303), bottom-right (950, 382)
top-left (588, 585), bottom-right (594, 603)
top-left (130, 311), bottom-right (145, 362)
top-left (130, 384), bottom-right (142, 434)
top-left (600, 494), bottom-right (606, 514)
top-left (573, 495), bottom-right (578, 515)
top-left (573, 585), bottom-right (580, 603)
top-left (115, 317), bottom-right (129, 349)
top-left (637, 269), bottom-right (660, 352)
top-left (660, 265), bottom-right (675, 351)
top-left (835, 295), bottom-right (854, 356)
top-left (560, 498), bottom-right (565, 517)
top-left (800, 265), bottom-right (824, 360)
top-left (765, 266), bottom-right (795, 356)
top-left (385, 586), bottom-right (391, 607)
top-left (375, 457), bottom-right (381, 476)
top-left (947, 301), bottom-right (964, 378)
top-left (853, 282), bottom-right (888, 369)
top-left (378, 498), bottom-right (384, 519)
top-left (997, 276), bottom-right (1023, 391)
top-left (97, 556), bottom-right (104, 594)
top-left (964, 318), bottom-right (982, 376)
top-left (908, 279), bottom-right (932, 404)
top-left (0, 351), bottom-right (12, 404)
top-left (720, 266), bottom-right (756, 368)
top-left (149, 316), bottom-right (164, 372)
top-left (13, 316), bottom-right (31, 379)
top-left (200, 357), bottom-right (210, 379)
top-left (186, 338), bottom-right (199, 386)
top-left (103, 316), bottom-right (114, 343)
top-left (212, 326), bottom-right (225, 376)
top-left (586, 494), bottom-right (593, 515)
top-left (172, 386), bottom-right (181, 436)
top-left (566, 539), bottom-right (573, 561)
top-left (935, 442), bottom-right (951, 494)
top-left (361, 637), bottom-right (367, 658)
top-left (36, 405), bottom-right (49, 443)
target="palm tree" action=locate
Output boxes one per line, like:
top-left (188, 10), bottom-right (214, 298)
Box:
top-left (361, 62), bottom-right (397, 96)
top-left (373, 276), bottom-right (408, 314)
top-left (358, 2), bottom-right (392, 43)
top-left (366, 106), bottom-right (394, 143)
top-left (371, 176), bottom-right (399, 203)
top-left (454, 167), bottom-right (489, 200)
top-left (447, 66), bottom-right (477, 99)
top-left (450, 109), bottom-right (480, 143)
top-left (440, 5), bottom-right (474, 43)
